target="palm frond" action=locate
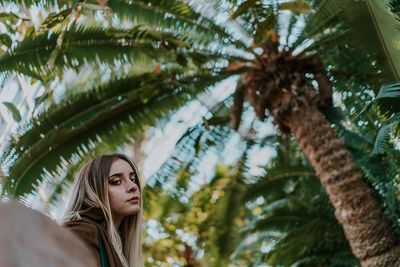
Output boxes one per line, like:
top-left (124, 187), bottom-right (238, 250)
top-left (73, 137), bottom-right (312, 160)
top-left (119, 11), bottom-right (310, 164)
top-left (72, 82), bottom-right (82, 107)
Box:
top-left (371, 83), bottom-right (400, 154)
top-left (230, 231), bottom-right (282, 261)
top-left (0, 0), bottom-right (69, 6)
top-left (292, 0), bottom-right (342, 49)
top-left (291, 253), bottom-right (359, 267)
top-left (109, 0), bottom-right (252, 53)
top-left (372, 113), bottom-right (400, 155)
top-left (244, 165), bottom-right (315, 202)
top-left (376, 83), bottom-right (400, 98)
top-left (147, 95), bottom-right (235, 191)
top-left (1, 68), bottom-right (234, 196)
top-left (266, 220), bottom-right (354, 266)
top-left (243, 214), bottom-right (309, 235)
top-left (0, 24), bottom-right (250, 83)
top-left (215, 173), bottom-right (246, 259)
top-left (339, 0), bottom-right (400, 81)
top-left (375, 83), bottom-right (400, 114)
top-left (294, 0), bottom-right (400, 84)
top-left (301, 27), bottom-right (350, 53)
top-left (214, 141), bottom-right (255, 259)
top-left (0, 26), bottom-right (191, 79)
top-left (284, 13), bottom-right (300, 46)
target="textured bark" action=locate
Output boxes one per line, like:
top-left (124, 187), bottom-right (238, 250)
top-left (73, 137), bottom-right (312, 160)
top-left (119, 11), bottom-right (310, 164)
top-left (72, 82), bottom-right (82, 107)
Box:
top-left (286, 106), bottom-right (400, 267)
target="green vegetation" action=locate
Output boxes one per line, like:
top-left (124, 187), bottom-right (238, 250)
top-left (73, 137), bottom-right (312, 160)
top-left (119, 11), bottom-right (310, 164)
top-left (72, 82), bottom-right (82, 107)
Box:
top-left (0, 0), bottom-right (400, 266)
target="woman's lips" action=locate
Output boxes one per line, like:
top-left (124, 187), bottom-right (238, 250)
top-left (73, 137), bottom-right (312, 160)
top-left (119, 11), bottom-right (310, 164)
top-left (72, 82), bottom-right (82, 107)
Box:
top-left (127, 196), bottom-right (140, 203)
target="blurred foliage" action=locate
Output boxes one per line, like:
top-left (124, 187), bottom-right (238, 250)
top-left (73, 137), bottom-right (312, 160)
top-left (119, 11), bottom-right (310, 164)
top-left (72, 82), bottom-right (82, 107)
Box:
top-left (0, 0), bottom-right (399, 266)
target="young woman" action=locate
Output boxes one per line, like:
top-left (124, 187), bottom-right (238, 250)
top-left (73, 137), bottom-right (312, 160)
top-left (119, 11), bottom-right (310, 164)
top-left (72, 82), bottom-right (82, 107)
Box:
top-left (62, 154), bottom-right (143, 267)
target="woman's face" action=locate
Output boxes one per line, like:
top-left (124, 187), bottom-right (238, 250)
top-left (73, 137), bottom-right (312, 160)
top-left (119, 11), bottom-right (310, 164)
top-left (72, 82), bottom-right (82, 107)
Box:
top-left (107, 158), bottom-right (140, 219)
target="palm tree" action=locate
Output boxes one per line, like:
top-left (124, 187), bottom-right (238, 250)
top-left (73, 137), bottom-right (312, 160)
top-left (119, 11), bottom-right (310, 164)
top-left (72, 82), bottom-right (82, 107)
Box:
top-left (1, 0), bottom-right (400, 265)
top-left (147, 85), bottom-right (400, 266)
top-left (145, 112), bottom-right (359, 266)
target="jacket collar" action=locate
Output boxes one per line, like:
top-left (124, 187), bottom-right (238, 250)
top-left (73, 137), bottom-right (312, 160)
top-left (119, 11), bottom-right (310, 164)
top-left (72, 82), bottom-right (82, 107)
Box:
top-left (79, 206), bottom-right (107, 227)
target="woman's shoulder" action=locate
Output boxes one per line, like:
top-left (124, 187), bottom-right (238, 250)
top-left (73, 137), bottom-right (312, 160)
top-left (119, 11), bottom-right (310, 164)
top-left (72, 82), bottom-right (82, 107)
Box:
top-left (64, 218), bottom-right (99, 243)
top-left (64, 218), bottom-right (102, 266)
top-left (64, 217), bottom-right (97, 228)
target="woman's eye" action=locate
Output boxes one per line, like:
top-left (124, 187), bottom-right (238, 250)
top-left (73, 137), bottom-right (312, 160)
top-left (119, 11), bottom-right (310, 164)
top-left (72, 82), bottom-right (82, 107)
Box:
top-left (110, 180), bottom-right (121, 185)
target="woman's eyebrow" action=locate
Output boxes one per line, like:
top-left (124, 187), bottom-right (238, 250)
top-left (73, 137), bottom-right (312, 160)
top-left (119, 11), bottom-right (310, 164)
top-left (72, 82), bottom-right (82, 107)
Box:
top-left (108, 172), bottom-right (136, 178)
top-left (108, 173), bottom-right (123, 178)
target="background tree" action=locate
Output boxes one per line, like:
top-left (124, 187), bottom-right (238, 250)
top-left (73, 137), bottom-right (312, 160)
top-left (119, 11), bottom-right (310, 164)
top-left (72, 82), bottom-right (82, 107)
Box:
top-left (143, 107), bottom-right (361, 266)
top-left (0, 0), bottom-right (400, 266)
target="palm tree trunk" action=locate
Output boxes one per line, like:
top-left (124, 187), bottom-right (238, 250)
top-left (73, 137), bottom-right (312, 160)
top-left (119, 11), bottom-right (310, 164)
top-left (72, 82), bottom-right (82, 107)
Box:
top-left (286, 105), bottom-right (400, 266)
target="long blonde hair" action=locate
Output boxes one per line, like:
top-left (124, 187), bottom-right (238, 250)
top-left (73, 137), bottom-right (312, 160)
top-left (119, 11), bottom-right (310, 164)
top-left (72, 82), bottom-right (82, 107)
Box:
top-left (61, 154), bottom-right (143, 267)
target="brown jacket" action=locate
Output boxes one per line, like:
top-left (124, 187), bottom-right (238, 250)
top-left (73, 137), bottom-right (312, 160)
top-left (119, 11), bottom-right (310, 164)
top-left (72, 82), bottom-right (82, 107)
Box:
top-left (64, 207), bottom-right (124, 267)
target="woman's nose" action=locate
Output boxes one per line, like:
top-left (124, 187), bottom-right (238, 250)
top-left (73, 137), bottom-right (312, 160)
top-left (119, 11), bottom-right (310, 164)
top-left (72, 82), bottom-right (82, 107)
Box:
top-left (126, 179), bottom-right (138, 192)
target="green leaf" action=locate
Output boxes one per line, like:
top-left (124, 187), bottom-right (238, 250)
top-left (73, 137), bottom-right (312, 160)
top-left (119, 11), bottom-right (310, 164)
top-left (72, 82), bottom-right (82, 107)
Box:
top-left (34, 89), bottom-right (54, 109)
top-left (0, 12), bottom-right (29, 23)
top-left (2, 102), bottom-right (21, 122)
top-left (79, 3), bottom-right (111, 11)
top-left (340, 0), bottom-right (400, 82)
top-left (254, 13), bottom-right (276, 44)
top-left (190, 52), bottom-right (208, 67)
top-left (148, 96), bottom-right (235, 190)
top-left (0, 27), bottom-right (192, 79)
top-left (0, 0), bottom-right (78, 7)
top-left (38, 8), bottom-right (72, 33)
top-left (292, 0), bottom-right (342, 49)
top-left (0, 34), bottom-right (12, 48)
top-left (376, 83), bottom-right (400, 99)
top-left (245, 165), bottom-right (315, 201)
top-left (372, 113), bottom-right (400, 155)
top-left (176, 53), bottom-right (188, 67)
top-left (375, 83), bottom-right (400, 114)
top-left (106, 0), bottom-right (252, 52)
top-left (0, 12), bottom-right (19, 20)
top-left (231, 0), bottom-right (258, 19)
top-left (207, 115), bottom-right (230, 126)
top-left (1, 68), bottom-right (233, 196)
